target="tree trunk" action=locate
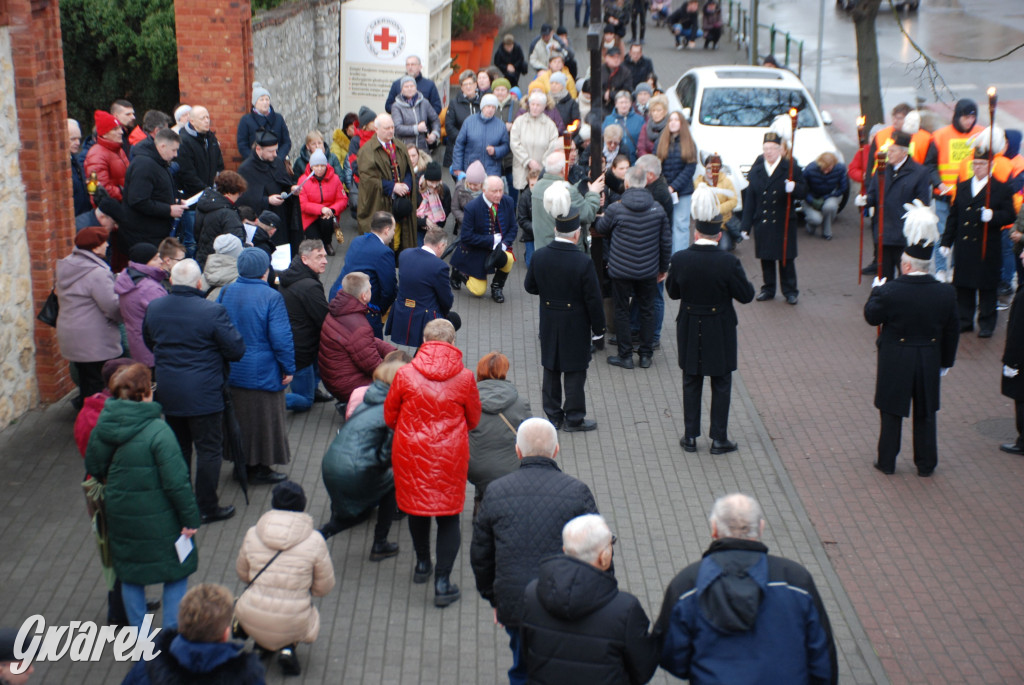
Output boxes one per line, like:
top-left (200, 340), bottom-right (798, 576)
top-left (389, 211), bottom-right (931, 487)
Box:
top-left (852, 0), bottom-right (884, 128)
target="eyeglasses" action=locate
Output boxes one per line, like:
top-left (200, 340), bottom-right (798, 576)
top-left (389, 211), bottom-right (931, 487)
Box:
top-left (611, 534), bottom-right (618, 546)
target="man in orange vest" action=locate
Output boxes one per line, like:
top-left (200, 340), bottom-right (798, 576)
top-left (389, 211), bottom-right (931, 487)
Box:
top-left (869, 105), bottom-right (932, 170)
top-left (924, 99), bottom-right (982, 281)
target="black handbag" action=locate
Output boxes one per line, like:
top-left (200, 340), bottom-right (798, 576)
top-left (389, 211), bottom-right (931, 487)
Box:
top-left (392, 195), bottom-right (413, 220)
top-left (37, 289), bottom-right (59, 327)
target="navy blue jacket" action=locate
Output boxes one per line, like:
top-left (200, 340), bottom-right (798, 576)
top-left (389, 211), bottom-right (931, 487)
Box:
top-left (385, 73), bottom-right (442, 117)
top-left (122, 629), bottom-right (265, 685)
top-left (71, 155), bottom-right (92, 216)
top-left (661, 137), bottom-right (697, 197)
top-left (450, 194), bottom-right (517, 280)
top-left (654, 538), bottom-right (837, 685)
top-left (236, 106), bottom-right (292, 161)
top-left (219, 276), bottom-right (295, 392)
top-left (802, 160), bottom-right (849, 200)
top-left (386, 247), bottom-right (453, 347)
top-left (143, 285), bottom-right (246, 417)
top-left (602, 110), bottom-right (645, 162)
top-left (333, 232), bottom-right (398, 319)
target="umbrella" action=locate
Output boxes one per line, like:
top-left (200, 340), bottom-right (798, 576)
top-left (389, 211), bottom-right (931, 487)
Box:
top-left (222, 385), bottom-right (250, 505)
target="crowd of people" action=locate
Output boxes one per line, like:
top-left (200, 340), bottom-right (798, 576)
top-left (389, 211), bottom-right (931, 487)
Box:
top-left (30, 4), bottom-right (1024, 683)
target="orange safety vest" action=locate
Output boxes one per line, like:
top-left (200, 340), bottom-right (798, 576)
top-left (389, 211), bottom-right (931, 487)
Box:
top-left (955, 155), bottom-right (1022, 229)
top-left (870, 126), bottom-right (932, 172)
top-left (931, 124), bottom-right (982, 202)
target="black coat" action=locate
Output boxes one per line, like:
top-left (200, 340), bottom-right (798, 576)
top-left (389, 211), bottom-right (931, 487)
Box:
top-left (524, 240), bottom-right (606, 372)
top-left (665, 244), bottom-right (755, 376)
top-left (121, 138), bottom-right (178, 251)
top-left (521, 555), bottom-right (659, 685)
top-left (194, 189), bottom-right (245, 268)
top-left (864, 274), bottom-right (959, 417)
top-left (470, 457), bottom-right (598, 627)
top-left (121, 628), bottom-right (265, 685)
top-left (601, 63), bottom-right (634, 108)
top-left (864, 157), bottom-right (932, 246)
top-left (1003, 287), bottom-right (1024, 400)
top-left (646, 176), bottom-right (674, 223)
top-left (624, 55), bottom-right (653, 90)
top-left (493, 43), bottom-right (529, 87)
top-left (143, 285), bottom-right (246, 417)
top-left (278, 258), bottom-right (329, 370)
top-left (176, 126), bottom-right (224, 197)
top-left (237, 151), bottom-right (295, 242)
top-left (236, 107), bottom-right (292, 161)
top-left (516, 186), bottom-right (535, 242)
top-left (386, 247), bottom-right (453, 347)
top-left (594, 187), bottom-right (671, 280)
top-left (553, 92), bottom-right (581, 133)
top-left (741, 155), bottom-right (807, 261)
top-left (941, 177), bottom-right (1017, 289)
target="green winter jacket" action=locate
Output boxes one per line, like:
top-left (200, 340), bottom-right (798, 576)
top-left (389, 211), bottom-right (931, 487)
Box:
top-left (85, 399), bottom-right (201, 585)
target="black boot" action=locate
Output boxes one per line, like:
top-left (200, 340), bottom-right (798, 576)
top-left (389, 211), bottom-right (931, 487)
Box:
top-left (278, 645), bottom-right (301, 676)
top-left (490, 269), bottom-right (508, 304)
top-left (413, 559), bottom-right (433, 583)
top-left (369, 540), bottom-right (399, 561)
top-left (434, 574), bottom-right (461, 607)
top-left (449, 267), bottom-right (463, 291)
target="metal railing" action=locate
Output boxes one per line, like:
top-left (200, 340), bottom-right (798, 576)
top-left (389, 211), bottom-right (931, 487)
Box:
top-left (723, 1), bottom-right (804, 77)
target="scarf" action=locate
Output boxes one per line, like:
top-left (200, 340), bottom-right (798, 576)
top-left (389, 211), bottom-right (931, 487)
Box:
top-left (417, 182), bottom-right (446, 223)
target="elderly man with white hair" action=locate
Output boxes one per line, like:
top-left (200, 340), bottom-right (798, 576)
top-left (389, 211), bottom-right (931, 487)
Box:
top-left (356, 112), bottom-right (418, 249)
top-left (471, 417), bottom-right (598, 685)
top-left (510, 91), bottom-right (561, 192)
top-left (450, 175), bottom-right (518, 303)
top-left (520, 513), bottom-right (659, 684)
top-left (653, 493), bottom-right (837, 685)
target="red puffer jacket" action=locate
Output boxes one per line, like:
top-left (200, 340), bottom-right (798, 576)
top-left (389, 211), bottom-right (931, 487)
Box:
top-left (298, 164), bottom-right (348, 230)
top-left (84, 138), bottom-right (129, 201)
top-left (318, 291), bottom-right (395, 402)
top-left (384, 341), bottom-right (482, 516)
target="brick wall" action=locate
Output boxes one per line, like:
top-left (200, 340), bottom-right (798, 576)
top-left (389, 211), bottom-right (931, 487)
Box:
top-left (175, 0), bottom-right (255, 167)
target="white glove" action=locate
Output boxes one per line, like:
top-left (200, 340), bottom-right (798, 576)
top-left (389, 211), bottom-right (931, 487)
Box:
top-left (939, 367), bottom-right (950, 377)
top-left (741, 231), bottom-right (750, 241)
top-left (1004, 365), bottom-right (1020, 378)
top-left (854, 194), bottom-right (868, 207)
top-left (500, 243), bottom-right (507, 253)
top-left (981, 207), bottom-right (994, 223)
top-left (785, 180), bottom-right (795, 193)
top-left (868, 207), bottom-right (875, 217)
top-left (492, 234), bottom-right (502, 248)
top-left (939, 246), bottom-right (951, 258)
top-left (871, 276), bottom-right (887, 288)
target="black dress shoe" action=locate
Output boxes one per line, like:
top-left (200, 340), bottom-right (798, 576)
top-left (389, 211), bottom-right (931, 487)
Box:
top-left (434, 575), bottom-right (461, 607)
top-left (449, 269), bottom-right (463, 290)
top-left (201, 505), bottom-right (236, 524)
top-left (313, 388), bottom-right (333, 403)
top-left (960, 324), bottom-right (974, 333)
top-left (710, 439), bottom-right (738, 455)
top-left (861, 263), bottom-right (878, 275)
top-left (324, 243), bottom-right (336, 257)
top-left (369, 540), bottom-right (399, 561)
top-left (1000, 442), bottom-right (1024, 455)
top-left (491, 286), bottom-right (505, 304)
top-left (786, 294), bottom-right (798, 305)
top-left (978, 329), bottom-right (993, 338)
top-left (872, 462), bottom-right (894, 475)
top-left (248, 465), bottom-right (287, 485)
top-left (413, 560), bottom-right (433, 583)
top-left (680, 436), bottom-right (697, 453)
top-left (563, 419), bottom-right (597, 432)
top-left (608, 355), bottom-right (634, 369)
top-left (145, 599), bottom-right (162, 611)
top-left (916, 469), bottom-right (934, 478)
top-left (756, 291), bottom-right (774, 301)
top-left (278, 646), bottom-right (301, 676)
top-left (547, 416), bottom-right (565, 430)
top-left (638, 355), bottom-right (652, 368)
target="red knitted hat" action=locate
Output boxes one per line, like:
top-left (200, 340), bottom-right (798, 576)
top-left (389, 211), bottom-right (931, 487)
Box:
top-left (94, 110), bottom-right (120, 137)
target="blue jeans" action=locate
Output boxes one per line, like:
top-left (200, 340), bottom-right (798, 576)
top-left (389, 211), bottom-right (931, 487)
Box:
top-left (574, 0), bottom-right (590, 25)
top-left (524, 241), bottom-right (535, 268)
top-left (631, 279), bottom-right (664, 344)
top-left (506, 625), bottom-right (527, 685)
top-left (122, 577), bottom-right (188, 630)
top-left (673, 23), bottom-right (699, 44)
top-left (176, 209), bottom-right (197, 259)
top-left (933, 200), bottom-right (950, 274)
top-left (672, 193), bottom-right (693, 254)
top-left (285, 364), bottom-right (318, 412)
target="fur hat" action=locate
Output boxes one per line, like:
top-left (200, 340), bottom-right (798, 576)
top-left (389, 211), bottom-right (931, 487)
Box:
top-left (251, 82), bottom-right (271, 107)
top-left (543, 181), bottom-right (573, 220)
top-left (94, 110), bottom-right (120, 137)
top-left (74, 226), bottom-right (109, 250)
top-left (213, 233), bottom-right (243, 258)
top-left (128, 242), bottom-right (158, 264)
top-left (466, 160), bottom-right (487, 185)
top-left (901, 199), bottom-right (940, 260)
top-left (690, 184), bottom-right (723, 235)
top-left (271, 480), bottom-right (306, 512)
top-left (358, 106), bottom-right (377, 128)
top-left (237, 246), bottom-right (270, 278)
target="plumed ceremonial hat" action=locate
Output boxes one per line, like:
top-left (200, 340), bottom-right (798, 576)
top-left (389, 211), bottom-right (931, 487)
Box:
top-left (902, 199), bottom-right (940, 260)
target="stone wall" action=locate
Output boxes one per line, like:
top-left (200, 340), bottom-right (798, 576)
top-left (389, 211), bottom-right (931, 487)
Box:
top-left (253, 0), bottom-right (341, 163)
top-left (0, 28), bottom-right (38, 427)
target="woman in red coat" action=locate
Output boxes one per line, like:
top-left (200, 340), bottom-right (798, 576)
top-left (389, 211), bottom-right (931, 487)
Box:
top-left (384, 319), bottom-right (481, 608)
top-left (299, 149), bottom-right (348, 255)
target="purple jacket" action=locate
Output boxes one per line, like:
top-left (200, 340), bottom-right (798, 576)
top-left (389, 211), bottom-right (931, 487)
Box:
top-left (115, 261), bottom-right (168, 367)
top-left (55, 249), bottom-right (123, 363)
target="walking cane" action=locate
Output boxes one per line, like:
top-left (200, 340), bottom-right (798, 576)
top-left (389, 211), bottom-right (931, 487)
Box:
top-left (857, 116), bottom-right (866, 284)
top-left (982, 87), bottom-right (997, 260)
top-left (781, 108), bottom-right (798, 268)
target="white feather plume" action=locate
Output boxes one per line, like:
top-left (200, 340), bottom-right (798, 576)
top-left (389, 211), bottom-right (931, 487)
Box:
top-left (769, 114), bottom-right (793, 145)
top-left (901, 199), bottom-right (940, 247)
top-left (969, 126), bottom-right (1006, 156)
top-left (543, 181), bottom-right (572, 218)
top-left (690, 184), bottom-right (721, 222)
top-left (901, 110), bottom-right (921, 134)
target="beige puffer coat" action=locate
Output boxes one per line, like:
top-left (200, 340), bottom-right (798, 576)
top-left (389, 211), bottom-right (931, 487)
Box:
top-left (235, 509), bottom-right (335, 651)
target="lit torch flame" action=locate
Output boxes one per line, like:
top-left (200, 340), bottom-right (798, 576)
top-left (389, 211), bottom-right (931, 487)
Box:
top-left (567, 119), bottom-right (580, 134)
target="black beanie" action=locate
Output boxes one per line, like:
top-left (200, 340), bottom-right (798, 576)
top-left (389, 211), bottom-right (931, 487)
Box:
top-left (271, 480), bottom-right (306, 512)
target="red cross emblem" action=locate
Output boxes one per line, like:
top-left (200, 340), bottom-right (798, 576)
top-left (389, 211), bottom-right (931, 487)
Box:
top-left (374, 27), bottom-right (397, 51)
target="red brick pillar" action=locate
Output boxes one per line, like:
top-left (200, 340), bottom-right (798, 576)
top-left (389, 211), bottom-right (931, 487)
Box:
top-left (175, 0), bottom-right (255, 168)
top-left (9, 0), bottom-right (75, 402)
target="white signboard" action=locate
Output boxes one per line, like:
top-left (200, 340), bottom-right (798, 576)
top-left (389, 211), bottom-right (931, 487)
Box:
top-left (344, 9), bottom-right (428, 68)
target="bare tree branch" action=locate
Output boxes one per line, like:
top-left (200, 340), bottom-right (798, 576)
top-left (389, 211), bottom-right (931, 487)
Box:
top-left (885, 0), bottom-right (956, 102)
top-left (940, 42), bottom-right (1024, 63)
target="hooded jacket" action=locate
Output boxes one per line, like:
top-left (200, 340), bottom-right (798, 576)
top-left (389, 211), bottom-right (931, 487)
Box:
top-left (121, 628), bottom-right (265, 685)
top-left (235, 509), bottom-right (335, 651)
top-left (194, 189), bottom-right (246, 268)
top-left (122, 137), bottom-right (179, 251)
top-left (219, 276), bottom-right (295, 392)
top-left (654, 538), bottom-right (837, 685)
top-left (392, 91), bottom-right (442, 150)
top-left (321, 380), bottom-right (396, 519)
top-left (925, 98), bottom-right (982, 200)
top-left (467, 379), bottom-right (531, 496)
top-left (115, 261), bottom-right (168, 367)
top-left (55, 248), bottom-right (123, 363)
top-left (201, 254), bottom-right (239, 300)
top-left (384, 341), bottom-right (482, 515)
top-left (279, 258), bottom-right (329, 370)
top-left (85, 399), bottom-right (201, 585)
top-left (521, 555), bottom-right (659, 685)
top-left (318, 291), bottom-right (395, 402)
top-left (298, 163), bottom-right (348, 230)
top-left (594, 187), bottom-right (672, 280)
